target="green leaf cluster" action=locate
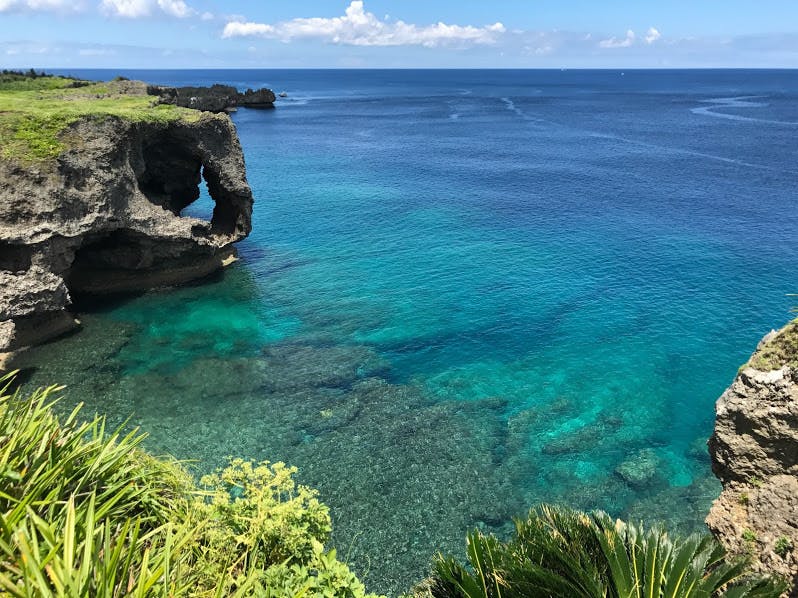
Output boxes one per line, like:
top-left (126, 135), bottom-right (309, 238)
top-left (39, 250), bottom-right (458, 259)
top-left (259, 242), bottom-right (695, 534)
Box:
top-left (421, 504), bottom-right (786, 598)
top-left (191, 459), bottom-right (375, 597)
top-left (773, 537), bottom-right (792, 559)
top-left (0, 374), bottom-right (381, 598)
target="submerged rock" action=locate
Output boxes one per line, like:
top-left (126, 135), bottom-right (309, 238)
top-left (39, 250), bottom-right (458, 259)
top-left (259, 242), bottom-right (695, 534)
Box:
top-left (707, 321), bottom-right (798, 589)
top-left (0, 88), bottom-right (254, 355)
top-left (257, 342), bottom-right (390, 391)
top-left (615, 448), bottom-right (663, 488)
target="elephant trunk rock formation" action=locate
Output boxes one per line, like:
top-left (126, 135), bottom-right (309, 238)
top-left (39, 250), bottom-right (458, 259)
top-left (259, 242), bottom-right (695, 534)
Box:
top-left (707, 321), bottom-right (798, 590)
top-left (0, 111), bottom-right (253, 359)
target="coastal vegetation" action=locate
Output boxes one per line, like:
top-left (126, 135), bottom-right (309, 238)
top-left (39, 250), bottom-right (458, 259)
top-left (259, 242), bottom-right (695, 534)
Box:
top-left (421, 506), bottom-right (785, 598)
top-left (0, 374), bottom-right (379, 597)
top-left (0, 71), bottom-right (198, 162)
top-left (0, 374), bottom-right (786, 597)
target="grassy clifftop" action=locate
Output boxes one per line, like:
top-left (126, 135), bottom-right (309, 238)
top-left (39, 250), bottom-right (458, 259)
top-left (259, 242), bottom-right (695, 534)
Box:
top-left (745, 318), bottom-right (798, 371)
top-left (0, 72), bottom-right (200, 163)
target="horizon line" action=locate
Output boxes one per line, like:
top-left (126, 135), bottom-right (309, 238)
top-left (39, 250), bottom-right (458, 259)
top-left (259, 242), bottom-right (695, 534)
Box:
top-left (27, 66), bottom-right (798, 71)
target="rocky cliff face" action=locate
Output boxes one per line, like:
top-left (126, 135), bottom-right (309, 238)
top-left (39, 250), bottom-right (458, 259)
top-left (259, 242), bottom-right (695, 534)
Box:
top-left (0, 108), bottom-right (253, 358)
top-left (707, 321), bottom-right (798, 590)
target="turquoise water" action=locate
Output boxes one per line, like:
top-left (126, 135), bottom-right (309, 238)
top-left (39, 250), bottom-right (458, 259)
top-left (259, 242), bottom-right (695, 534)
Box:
top-left (21, 69), bottom-right (798, 594)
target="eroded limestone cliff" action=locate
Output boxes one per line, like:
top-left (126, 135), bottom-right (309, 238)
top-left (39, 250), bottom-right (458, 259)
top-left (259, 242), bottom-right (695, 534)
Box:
top-left (0, 81), bottom-right (254, 358)
top-left (707, 321), bottom-right (798, 590)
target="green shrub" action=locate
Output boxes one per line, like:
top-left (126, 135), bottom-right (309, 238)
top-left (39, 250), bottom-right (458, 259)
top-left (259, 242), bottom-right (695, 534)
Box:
top-left (199, 459), bottom-right (331, 564)
top-left (0, 375), bottom-right (197, 595)
top-left (774, 537), bottom-right (792, 559)
top-left (192, 459), bottom-right (377, 597)
top-left (745, 319), bottom-right (798, 371)
top-left (421, 504), bottom-right (786, 598)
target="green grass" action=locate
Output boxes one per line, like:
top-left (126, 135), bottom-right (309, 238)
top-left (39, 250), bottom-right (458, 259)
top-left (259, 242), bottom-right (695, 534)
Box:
top-left (0, 75), bottom-right (200, 163)
top-left (0, 73), bottom-right (74, 91)
top-left (744, 318), bottom-right (798, 371)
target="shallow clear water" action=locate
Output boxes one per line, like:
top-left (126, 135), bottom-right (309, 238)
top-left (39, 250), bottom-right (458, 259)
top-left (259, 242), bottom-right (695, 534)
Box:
top-left (21, 69), bottom-right (798, 594)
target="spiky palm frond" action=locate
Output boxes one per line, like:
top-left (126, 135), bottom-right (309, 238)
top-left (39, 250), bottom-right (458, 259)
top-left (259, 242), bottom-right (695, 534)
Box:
top-left (425, 505), bottom-right (787, 598)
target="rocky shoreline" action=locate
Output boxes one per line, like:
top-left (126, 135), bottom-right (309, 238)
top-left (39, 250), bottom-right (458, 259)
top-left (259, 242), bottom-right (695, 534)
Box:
top-left (0, 78), bottom-right (258, 359)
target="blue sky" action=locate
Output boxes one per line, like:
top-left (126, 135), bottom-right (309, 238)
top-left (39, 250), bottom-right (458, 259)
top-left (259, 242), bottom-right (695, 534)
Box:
top-left (2, 0), bottom-right (798, 68)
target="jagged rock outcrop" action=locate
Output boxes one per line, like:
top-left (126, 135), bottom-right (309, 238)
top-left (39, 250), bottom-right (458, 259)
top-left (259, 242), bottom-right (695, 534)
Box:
top-left (707, 321), bottom-right (798, 592)
top-left (149, 84), bottom-right (276, 112)
top-left (0, 102), bottom-right (254, 358)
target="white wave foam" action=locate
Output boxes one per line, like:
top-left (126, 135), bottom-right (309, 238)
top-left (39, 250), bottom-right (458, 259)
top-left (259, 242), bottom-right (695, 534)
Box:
top-left (589, 131), bottom-right (798, 175)
top-left (691, 95), bottom-right (798, 125)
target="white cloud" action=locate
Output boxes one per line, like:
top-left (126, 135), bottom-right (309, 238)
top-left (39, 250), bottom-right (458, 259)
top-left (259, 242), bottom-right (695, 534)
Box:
top-left (223, 21), bottom-right (274, 37)
top-left (0, 0), bottom-right (191, 16)
top-left (157, 0), bottom-right (192, 18)
top-left (599, 29), bottom-right (636, 48)
top-left (645, 27), bottom-right (661, 44)
top-left (222, 1), bottom-right (506, 48)
top-left (101, 0), bottom-right (193, 18)
top-left (200, 10), bottom-right (213, 21)
top-left (100, 0), bottom-right (150, 17)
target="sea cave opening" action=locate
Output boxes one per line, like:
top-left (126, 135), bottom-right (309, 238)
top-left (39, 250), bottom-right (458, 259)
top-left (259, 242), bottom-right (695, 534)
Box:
top-left (136, 137), bottom-right (238, 236)
top-left (137, 137), bottom-right (204, 216)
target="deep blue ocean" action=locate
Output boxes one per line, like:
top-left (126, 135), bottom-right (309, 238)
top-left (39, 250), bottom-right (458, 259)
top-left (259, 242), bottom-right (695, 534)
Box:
top-left (25, 69), bottom-right (798, 593)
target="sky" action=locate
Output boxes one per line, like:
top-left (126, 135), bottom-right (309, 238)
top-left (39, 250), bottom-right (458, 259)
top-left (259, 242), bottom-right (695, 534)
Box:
top-left (2, 0), bottom-right (798, 69)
